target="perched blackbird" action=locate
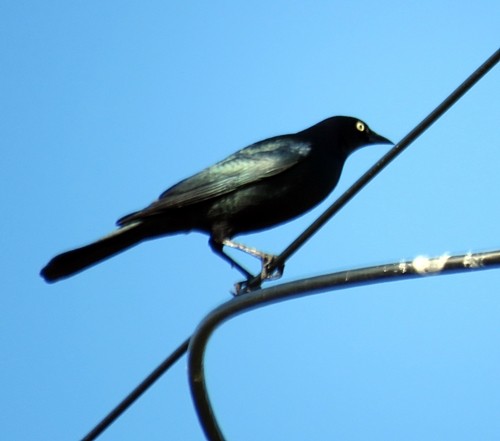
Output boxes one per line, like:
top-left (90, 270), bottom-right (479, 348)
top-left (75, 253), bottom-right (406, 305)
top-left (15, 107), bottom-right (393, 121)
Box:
top-left (41, 116), bottom-right (391, 283)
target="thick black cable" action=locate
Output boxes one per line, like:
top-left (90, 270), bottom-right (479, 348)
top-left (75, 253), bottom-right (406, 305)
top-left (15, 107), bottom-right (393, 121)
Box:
top-left (189, 249), bottom-right (500, 440)
top-left (81, 337), bottom-right (190, 441)
top-left (243, 47), bottom-right (500, 291)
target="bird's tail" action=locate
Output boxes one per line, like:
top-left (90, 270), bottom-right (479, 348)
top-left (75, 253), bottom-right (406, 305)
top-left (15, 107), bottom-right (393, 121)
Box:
top-left (40, 222), bottom-right (147, 283)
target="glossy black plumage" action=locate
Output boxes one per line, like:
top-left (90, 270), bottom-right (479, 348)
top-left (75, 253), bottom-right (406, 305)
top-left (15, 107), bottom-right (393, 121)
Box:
top-left (41, 116), bottom-right (391, 283)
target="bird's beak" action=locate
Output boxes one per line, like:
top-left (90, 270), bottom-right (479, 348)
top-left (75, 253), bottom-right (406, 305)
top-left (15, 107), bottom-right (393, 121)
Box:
top-left (369, 130), bottom-right (393, 145)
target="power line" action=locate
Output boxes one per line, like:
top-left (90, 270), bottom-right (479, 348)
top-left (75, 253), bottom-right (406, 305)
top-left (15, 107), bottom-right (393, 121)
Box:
top-left (81, 338), bottom-right (189, 441)
top-left (241, 47), bottom-right (500, 292)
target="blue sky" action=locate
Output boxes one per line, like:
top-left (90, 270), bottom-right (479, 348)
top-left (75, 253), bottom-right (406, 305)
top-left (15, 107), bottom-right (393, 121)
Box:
top-left (2, 1), bottom-right (499, 440)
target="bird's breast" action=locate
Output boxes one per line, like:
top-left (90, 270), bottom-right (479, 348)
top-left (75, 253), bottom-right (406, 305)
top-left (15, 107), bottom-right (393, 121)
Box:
top-left (206, 153), bottom-right (345, 235)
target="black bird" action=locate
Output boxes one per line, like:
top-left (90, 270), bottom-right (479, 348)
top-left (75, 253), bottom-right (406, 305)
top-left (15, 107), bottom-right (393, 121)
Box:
top-left (41, 116), bottom-right (391, 284)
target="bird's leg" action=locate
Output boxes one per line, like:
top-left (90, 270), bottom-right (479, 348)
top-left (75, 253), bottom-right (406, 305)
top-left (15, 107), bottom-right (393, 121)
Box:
top-left (209, 238), bottom-right (254, 279)
top-left (209, 238), bottom-right (285, 295)
top-left (221, 239), bottom-right (284, 281)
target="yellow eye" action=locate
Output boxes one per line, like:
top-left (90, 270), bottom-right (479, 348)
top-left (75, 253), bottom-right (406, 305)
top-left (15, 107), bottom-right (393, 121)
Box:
top-left (356, 121), bottom-right (365, 132)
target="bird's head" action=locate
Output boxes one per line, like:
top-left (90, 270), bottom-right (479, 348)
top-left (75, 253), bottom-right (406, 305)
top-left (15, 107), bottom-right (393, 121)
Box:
top-left (303, 116), bottom-right (393, 155)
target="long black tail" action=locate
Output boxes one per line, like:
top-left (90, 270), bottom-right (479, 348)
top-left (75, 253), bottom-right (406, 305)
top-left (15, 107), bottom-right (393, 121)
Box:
top-left (41, 223), bottom-right (147, 283)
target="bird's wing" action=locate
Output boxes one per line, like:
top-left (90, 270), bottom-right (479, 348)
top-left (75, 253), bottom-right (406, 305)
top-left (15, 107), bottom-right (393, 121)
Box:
top-left (118, 137), bottom-right (311, 224)
top-left (159, 137), bottom-right (311, 207)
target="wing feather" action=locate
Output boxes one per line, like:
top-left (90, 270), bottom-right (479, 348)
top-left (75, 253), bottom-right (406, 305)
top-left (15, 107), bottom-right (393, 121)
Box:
top-left (118, 137), bottom-right (311, 225)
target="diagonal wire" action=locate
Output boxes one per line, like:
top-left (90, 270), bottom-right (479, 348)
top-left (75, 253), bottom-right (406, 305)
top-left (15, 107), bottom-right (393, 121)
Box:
top-left (81, 338), bottom-right (190, 441)
top-left (242, 46), bottom-right (500, 291)
top-left (80, 47), bottom-right (499, 440)
top-left (189, 249), bottom-right (500, 441)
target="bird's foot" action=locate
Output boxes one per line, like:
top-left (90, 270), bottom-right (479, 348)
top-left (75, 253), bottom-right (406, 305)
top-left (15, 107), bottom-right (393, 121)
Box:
top-left (215, 239), bottom-right (285, 295)
top-left (260, 254), bottom-right (285, 281)
top-left (232, 255), bottom-right (285, 296)
top-left (232, 280), bottom-right (258, 296)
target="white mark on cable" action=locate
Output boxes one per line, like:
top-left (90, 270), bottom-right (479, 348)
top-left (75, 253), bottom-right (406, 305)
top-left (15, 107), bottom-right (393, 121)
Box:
top-left (413, 253), bottom-right (450, 275)
top-left (398, 260), bottom-right (408, 274)
top-left (463, 251), bottom-right (483, 268)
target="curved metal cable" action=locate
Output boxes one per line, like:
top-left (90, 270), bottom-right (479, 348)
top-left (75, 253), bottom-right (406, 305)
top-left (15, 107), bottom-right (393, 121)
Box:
top-left (189, 249), bottom-right (500, 440)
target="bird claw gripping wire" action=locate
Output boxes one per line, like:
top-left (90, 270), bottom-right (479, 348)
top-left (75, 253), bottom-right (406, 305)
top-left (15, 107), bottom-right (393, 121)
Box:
top-left (261, 254), bottom-right (285, 280)
top-left (232, 280), bottom-right (255, 296)
top-left (232, 255), bottom-right (285, 296)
